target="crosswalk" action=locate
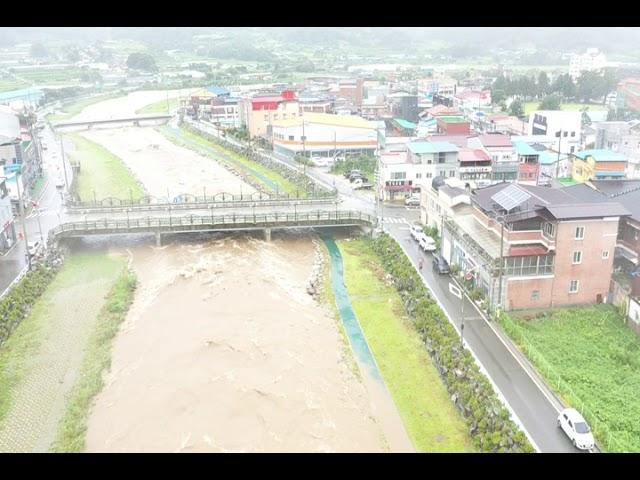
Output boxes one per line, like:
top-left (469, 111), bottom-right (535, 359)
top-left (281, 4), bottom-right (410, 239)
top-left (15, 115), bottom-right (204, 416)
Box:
top-left (379, 217), bottom-right (408, 224)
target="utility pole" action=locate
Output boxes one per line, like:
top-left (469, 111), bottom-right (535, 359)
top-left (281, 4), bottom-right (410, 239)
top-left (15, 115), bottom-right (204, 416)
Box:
top-left (15, 173), bottom-right (31, 270)
top-left (302, 119), bottom-right (307, 175)
top-left (555, 129), bottom-right (562, 179)
top-left (497, 215), bottom-right (505, 313)
top-left (60, 134), bottom-right (69, 193)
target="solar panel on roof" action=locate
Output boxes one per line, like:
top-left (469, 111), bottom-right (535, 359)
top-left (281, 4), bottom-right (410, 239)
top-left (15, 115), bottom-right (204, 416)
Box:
top-left (491, 184), bottom-right (531, 212)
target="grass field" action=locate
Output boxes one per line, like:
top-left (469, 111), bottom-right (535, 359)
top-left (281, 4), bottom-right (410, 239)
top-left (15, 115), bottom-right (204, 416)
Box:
top-left (161, 126), bottom-right (303, 196)
top-left (135, 97), bottom-right (180, 115)
top-left (13, 67), bottom-right (87, 85)
top-left (523, 101), bottom-right (607, 116)
top-left (0, 253), bottom-right (128, 452)
top-left (338, 239), bottom-right (474, 452)
top-left (0, 79), bottom-right (29, 93)
top-left (499, 305), bottom-right (640, 452)
top-left (67, 134), bottom-right (145, 202)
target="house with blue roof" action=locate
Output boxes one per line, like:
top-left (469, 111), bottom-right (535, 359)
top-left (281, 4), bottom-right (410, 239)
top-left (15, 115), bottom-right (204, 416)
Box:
top-left (572, 149), bottom-right (628, 183)
top-left (206, 86), bottom-right (230, 97)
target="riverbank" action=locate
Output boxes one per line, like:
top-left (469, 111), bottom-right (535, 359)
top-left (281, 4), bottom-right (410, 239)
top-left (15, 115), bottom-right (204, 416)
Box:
top-left (337, 238), bottom-right (474, 452)
top-left (0, 252), bottom-right (128, 452)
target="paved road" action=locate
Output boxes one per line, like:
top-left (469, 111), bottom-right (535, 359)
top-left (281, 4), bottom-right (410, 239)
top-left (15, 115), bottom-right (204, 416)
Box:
top-left (382, 207), bottom-right (582, 453)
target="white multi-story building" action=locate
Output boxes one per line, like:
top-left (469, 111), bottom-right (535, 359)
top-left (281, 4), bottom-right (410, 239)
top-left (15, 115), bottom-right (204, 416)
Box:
top-left (569, 48), bottom-right (607, 80)
top-left (528, 110), bottom-right (582, 155)
top-left (0, 177), bottom-right (16, 254)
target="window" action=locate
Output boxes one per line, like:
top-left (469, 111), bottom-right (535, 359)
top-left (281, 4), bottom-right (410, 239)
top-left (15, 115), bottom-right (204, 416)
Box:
top-left (563, 131), bottom-right (568, 137)
top-left (288, 135), bottom-right (294, 141)
top-left (391, 171), bottom-right (407, 180)
top-left (544, 222), bottom-right (556, 237)
top-left (264, 114), bottom-right (269, 120)
top-left (575, 226), bottom-right (585, 239)
top-left (492, 155), bottom-right (499, 162)
top-left (602, 250), bottom-right (610, 259)
top-left (569, 280), bottom-right (579, 293)
top-left (273, 114), bottom-right (278, 120)
top-left (531, 290), bottom-right (540, 300)
top-left (416, 173), bottom-right (422, 179)
top-left (503, 255), bottom-right (554, 276)
top-left (283, 114), bottom-right (287, 119)
top-left (426, 172), bottom-right (432, 178)
top-left (449, 170), bottom-right (455, 177)
top-left (573, 251), bottom-right (582, 264)
top-left (555, 131), bottom-right (561, 138)
top-left (570, 131), bottom-right (576, 137)
top-left (438, 152), bottom-right (446, 164)
top-left (570, 146), bottom-right (575, 153)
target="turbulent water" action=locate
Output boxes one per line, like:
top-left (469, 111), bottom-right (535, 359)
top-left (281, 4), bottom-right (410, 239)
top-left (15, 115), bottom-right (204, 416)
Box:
top-left (83, 234), bottom-right (388, 452)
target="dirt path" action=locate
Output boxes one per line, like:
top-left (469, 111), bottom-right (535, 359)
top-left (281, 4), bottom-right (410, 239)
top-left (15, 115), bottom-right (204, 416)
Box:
top-left (84, 235), bottom-right (388, 452)
top-left (0, 253), bottom-right (126, 452)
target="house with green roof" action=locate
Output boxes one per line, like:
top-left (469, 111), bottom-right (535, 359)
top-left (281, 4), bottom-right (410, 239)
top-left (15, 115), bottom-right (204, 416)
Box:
top-left (436, 115), bottom-right (471, 135)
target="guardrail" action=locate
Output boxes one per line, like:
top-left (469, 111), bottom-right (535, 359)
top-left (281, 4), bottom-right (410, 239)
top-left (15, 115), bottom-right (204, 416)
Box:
top-left (0, 264), bottom-right (29, 301)
top-left (51, 210), bottom-right (376, 237)
top-left (66, 190), bottom-right (338, 212)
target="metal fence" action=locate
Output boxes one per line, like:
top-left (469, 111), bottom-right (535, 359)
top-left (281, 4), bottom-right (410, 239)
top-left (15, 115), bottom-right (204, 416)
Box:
top-left (0, 265), bottom-right (29, 301)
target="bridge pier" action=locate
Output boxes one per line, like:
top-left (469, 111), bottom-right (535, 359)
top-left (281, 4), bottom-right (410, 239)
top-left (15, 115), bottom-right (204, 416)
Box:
top-left (263, 228), bottom-right (272, 242)
top-left (155, 231), bottom-right (162, 247)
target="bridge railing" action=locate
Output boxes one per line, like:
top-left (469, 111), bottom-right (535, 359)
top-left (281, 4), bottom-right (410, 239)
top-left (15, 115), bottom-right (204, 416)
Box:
top-left (66, 190), bottom-right (338, 212)
top-left (51, 210), bottom-right (376, 236)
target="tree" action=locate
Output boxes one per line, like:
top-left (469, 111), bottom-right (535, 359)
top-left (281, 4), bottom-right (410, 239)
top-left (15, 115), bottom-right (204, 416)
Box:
top-left (30, 42), bottom-right (48, 59)
top-left (126, 52), bottom-right (158, 72)
top-left (537, 71), bottom-right (550, 97)
top-left (553, 74), bottom-right (576, 101)
top-left (509, 99), bottom-right (524, 118)
top-left (577, 71), bottom-right (601, 103)
top-left (539, 94), bottom-right (562, 110)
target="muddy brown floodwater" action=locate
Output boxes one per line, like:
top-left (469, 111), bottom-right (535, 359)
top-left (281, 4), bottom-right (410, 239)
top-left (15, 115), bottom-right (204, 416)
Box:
top-left (84, 234), bottom-right (389, 452)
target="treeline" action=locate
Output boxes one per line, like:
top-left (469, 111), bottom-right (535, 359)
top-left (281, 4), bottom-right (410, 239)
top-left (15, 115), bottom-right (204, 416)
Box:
top-left (492, 69), bottom-right (619, 106)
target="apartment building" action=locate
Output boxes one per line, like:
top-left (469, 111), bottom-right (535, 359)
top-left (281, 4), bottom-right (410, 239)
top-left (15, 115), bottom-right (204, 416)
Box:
top-left (378, 150), bottom-right (419, 201)
top-left (406, 141), bottom-right (459, 183)
top-left (420, 176), bottom-right (471, 228)
top-left (440, 182), bottom-right (629, 311)
top-left (569, 48), bottom-right (607, 80)
top-left (595, 120), bottom-right (640, 177)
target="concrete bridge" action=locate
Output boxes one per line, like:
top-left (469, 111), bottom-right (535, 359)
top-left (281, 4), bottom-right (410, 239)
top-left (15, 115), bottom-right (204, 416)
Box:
top-left (52, 114), bottom-right (173, 132)
top-left (50, 209), bottom-right (377, 246)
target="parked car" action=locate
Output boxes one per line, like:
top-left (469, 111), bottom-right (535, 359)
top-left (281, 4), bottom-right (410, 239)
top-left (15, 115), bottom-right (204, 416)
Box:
top-left (557, 408), bottom-right (595, 451)
top-left (344, 169), bottom-right (362, 179)
top-left (405, 196), bottom-right (420, 207)
top-left (432, 254), bottom-right (450, 274)
top-left (409, 224), bottom-right (424, 240)
top-left (311, 157), bottom-right (330, 167)
top-left (27, 240), bottom-right (42, 257)
top-left (419, 236), bottom-right (437, 252)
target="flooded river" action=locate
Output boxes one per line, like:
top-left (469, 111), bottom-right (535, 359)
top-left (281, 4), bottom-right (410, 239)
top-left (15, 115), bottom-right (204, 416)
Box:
top-left (84, 234), bottom-right (389, 452)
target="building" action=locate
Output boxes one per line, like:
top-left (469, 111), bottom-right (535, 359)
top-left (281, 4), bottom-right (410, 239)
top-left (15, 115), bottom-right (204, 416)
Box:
top-left (0, 176), bottom-right (16, 254)
top-left (406, 141), bottom-right (459, 183)
top-left (572, 149), bottom-right (628, 183)
top-left (271, 112), bottom-right (377, 159)
top-left (528, 110), bottom-right (582, 155)
top-left (453, 90), bottom-right (492, 110)
top-left (389, 93), bottom-right (419, 123)
top-left (0, 87), bottom-right (44, 108)
top-left (441, 182), bottom-right (629, 311)
top-left (595, 120), bottom-right (640, 177)
top-left (436, 116), bottom-right (471, 135)
top-left (468, 134), bottom-right (516, 183)
top-left (298, 96), bottom-right (333, 114)
top-left (477, 114), bottom-right (528, 135)
top-left (569, 48), bottom-right (607, 80)
top-left (538, 150), bottom-right (570, 186)
top-left (421, 176), bottom-right (471, 228)
top-left (616, 78), bottom-right (640, 112)
top-left (338, 79), bottom-right (364, 110)
top-left (513, 141), bottom-right (541, 186)
top-left (239, 90), bottom-right (300, 139)
top-left (457, 148), bottom-right (492, 188)
top-left (378, 150), bottom-right (419, 201)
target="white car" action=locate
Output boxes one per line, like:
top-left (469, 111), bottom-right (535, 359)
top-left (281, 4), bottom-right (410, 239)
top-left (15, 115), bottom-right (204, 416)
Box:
top-left (409, 224), bottom-right (424, 240)
top-left (557, 408), bottom-right (595, 451)
top-left (405, 196), bottom-right (420, 207)
top-left (419, 236), bottom-right (437, 252)
top-left (27, 240), bottom-right (42, 257)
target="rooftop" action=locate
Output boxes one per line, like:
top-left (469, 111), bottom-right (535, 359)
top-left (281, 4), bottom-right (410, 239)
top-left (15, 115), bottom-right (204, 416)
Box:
top-left (574, 149), bottom-right (628, 162)
top-left (393, 118), bottom-right (417, 130)
top-left (272, 112), bottom-right (375, 130)
top-left (512, 141), bottom-right (540, 156)
top-left (478, 134), bottom-right (513, 148)
top-left (407, 141), bottom-right (459, 154)
top-left (458, 148), bottom-right (491, 162)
